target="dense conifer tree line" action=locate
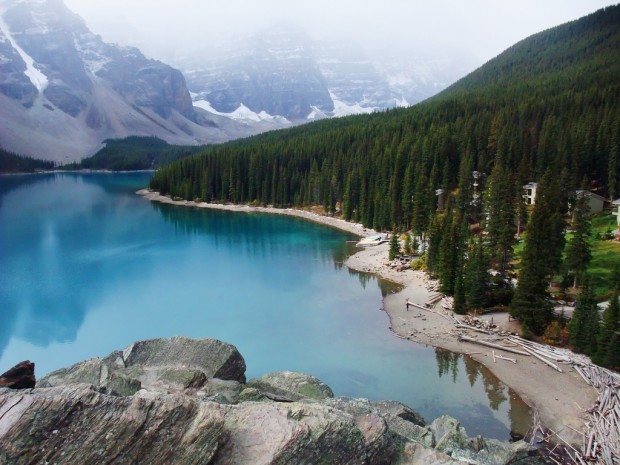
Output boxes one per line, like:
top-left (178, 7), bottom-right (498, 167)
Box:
top-left (67, 137), bottom-right (206, 171)
top-left (0, 148), bottom-right (55, 173)
top-left (150, 6), bottom-right (620, 356)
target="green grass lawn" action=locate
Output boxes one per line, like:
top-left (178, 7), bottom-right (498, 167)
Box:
top-left (589, 211), bottom-right (620, 298)
top-left (512, 210), bottom-right (620, 300)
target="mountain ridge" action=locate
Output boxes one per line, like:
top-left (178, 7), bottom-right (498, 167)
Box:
top-left (0, 0), bottom-right (263, 162)
top-left (150, 3), bottom-right (620, 225)
top-left (0, 0), bottom-right (471, 162)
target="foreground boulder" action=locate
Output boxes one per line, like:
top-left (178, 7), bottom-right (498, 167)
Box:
top-left (0, 338), bottom-right (544, 465)
top-left (0, 360), bottom-right (35, 389)
top-left (38, 337), bottom-right (246, 395)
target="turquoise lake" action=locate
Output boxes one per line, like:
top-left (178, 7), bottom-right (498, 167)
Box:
top-left (0, 172), bottom-right (531, 440)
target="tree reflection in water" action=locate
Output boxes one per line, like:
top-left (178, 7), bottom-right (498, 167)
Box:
top-left (436, 347), bottom-right (530, 439)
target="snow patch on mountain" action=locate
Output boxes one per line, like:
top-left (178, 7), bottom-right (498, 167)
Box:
top-left (0, 13), bottom-right (48, 91)
top-left (395, 96), bottom-right (410, 107)
top-left (307, 106), bottom-right (327, 120)
top-left (329, 91), bottom-right (375, 117)
top-left (194, 99), bottom-right (291, 125)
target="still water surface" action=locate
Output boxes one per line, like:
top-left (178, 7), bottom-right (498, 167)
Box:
top-left (0, 172), bottom-right (531, 439)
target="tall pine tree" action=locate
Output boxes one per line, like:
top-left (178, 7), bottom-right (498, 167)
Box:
top-left (594, 293), bottom-right (620, 367)
top-left (565, 191), bottom-right (592, 288)
top-left (484, 163), bottom-right (516, 278)
top-left (466, 239), bottom-right (490, 310)
top-left (568, 277), bottom-right (599, 355)
top-left (511, 171), bottom-right (566, 335)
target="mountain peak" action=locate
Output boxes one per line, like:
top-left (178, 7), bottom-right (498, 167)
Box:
top-left (0, 0), bottom-right (218, 162)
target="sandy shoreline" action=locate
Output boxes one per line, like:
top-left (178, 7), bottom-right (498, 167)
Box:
top-left (137, 189), bottom-right (374, 237)
top-left (137, 189), bottom-right (597, 445)
top-left (347, 242), bottom-right (596, 445)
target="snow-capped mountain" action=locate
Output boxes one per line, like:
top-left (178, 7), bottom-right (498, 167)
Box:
top-left (175, 29), bottom-right (468, 124)
top-left (313, 41), bottom-right (402, 114)
top-left (0, 0), bottom-right (279, 162)
top-left (0, 0), bottom-right (471, 161)
top-left (181, 29), bottom-right (334, 122)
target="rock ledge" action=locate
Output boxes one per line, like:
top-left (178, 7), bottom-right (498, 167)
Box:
top-left (0, 338), bottom-right (543, 465)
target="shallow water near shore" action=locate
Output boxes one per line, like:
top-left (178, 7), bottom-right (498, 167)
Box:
top-left (0, 172), bottom-right (531, 440)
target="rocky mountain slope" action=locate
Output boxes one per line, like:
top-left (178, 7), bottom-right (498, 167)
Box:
top-left (174, 28), bottom-right (471, 125)
top-left (0, 0), bottom-right (470, 162)
top-left (0, 0), bottom-right (274, 163)
top-left (0, 337), bottom-right (544, 465)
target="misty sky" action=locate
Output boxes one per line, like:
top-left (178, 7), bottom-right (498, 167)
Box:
top-left (65, 0), bottom-right (616, 66)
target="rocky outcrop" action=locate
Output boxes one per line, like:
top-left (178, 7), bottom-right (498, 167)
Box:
top-left (247, 370), bottom-right (334, 401)
top-left (0, 338), bottom-right (544, 465)
top-left (0, 360), bottom-right (35, 389)
top-left (39, 337), bottom-right (246, 395)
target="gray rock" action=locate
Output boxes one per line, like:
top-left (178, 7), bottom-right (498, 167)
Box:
top-left (38, 358), bottom-right (103, 388)
top-left (18, 338), bottom-right (542, 465)
top-left (374, 400), bottom-right (426, 427)
top-left (247, 371), bottom-right (333, 401)
top-left (39, 337), bottom-right (247, 393)
top-left (0, 385), bottom-right (391, 465)
top-left (323, 396), bottom-right (375, 415)
top-left (103, 371), bottom-right (141, 397)
top-left (429, 416), bottom-right (539, 465)
top-left (238, 387), bottom-right (266, 402)
top-left (0, 385), bottom-right (225, 465)
top-left (431, 416), bottom-right (471, 455)
top-left (199, 378), bottom-right (243, 404)
top-left (123, 337), bottom-right (246, 383)
top-left (398, 442), bottom-right (464, 464)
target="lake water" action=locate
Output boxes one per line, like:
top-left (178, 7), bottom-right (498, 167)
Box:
top-left (0, 172), bottom-right (531, 440)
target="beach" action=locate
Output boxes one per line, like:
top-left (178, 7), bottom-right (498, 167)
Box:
top-left (346, 242), bottom-right (597, 446)
top-left (137, 189), bottom-right (598, 445)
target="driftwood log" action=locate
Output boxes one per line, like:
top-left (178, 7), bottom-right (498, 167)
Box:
top-left (458, 335), bottom-right (530, 356)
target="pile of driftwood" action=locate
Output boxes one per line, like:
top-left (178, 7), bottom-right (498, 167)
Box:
top-left (574, 365), bottom-right (620, 465)
top-left (524, 365), bottom-right (619, 465)
top-left (452, 317), bottom-right (619, 465)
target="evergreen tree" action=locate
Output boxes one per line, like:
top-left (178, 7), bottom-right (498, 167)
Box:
top-left (511, 171), bottom-right (566, 335)
top-left (565, 192), bottom-right (592, 288)
top-left (426, 214), bottom-right (442, 276)
top-left (455, 153), bottom-right (474, 212)
top-left (466, 239), bottom-right (490, 310)
top-left (608, 147), bottom-right (618, 201)
top-left (403, 233), bottom-right (412, 256)
top-left (453, 270), bottom-right (467, 314)
top-left (484, 163), bottom-right (516, 277)
top-left (388, 232), bottom-right (401, 261)
top-left (594, 293), bottom-right (620, 367)
top-left (411, 166), bottom-right (429, 237)
top-left (568, 278), bottom-right (599, 355)
top-left (607, 333), bottom-right (620, 370)
top-left (510, 269), bottom-right (553, 335)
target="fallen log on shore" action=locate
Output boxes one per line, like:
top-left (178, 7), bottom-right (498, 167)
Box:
top-left (458, 335), bottom-right (530, 356)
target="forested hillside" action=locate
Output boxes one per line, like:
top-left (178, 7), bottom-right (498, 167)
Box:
top-left (64, 137), bottom-right (207, 171)
top-left (150, 5), bottom-right (620, 350)
top-left (152, 5), bottom-right (619, 222)
top-left (0, 149), bottom-right (55, 173)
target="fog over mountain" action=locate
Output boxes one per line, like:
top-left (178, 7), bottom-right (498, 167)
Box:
top-left (65, 0), bottom-right (616, 72)
top-left (62, 0), bottom-right (620, 114)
